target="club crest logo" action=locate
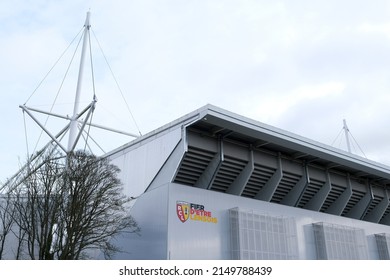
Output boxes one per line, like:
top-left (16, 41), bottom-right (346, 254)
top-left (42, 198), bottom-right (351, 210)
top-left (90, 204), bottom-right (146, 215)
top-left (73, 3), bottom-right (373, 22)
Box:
top-left (176, 201), bottom-right (190, 223)
top-left (176, 200), bottom-right (218, 224)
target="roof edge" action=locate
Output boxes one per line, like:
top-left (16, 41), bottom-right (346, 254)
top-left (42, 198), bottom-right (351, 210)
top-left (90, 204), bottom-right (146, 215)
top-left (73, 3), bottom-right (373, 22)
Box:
top-left (106, 104), bottom-right (390, 179)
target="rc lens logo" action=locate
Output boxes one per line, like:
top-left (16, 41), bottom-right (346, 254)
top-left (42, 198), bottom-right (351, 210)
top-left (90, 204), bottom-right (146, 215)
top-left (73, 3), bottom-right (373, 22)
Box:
top-left (176, 201), bottom-right (218, 224)
top-left (176, 201), bottom-right (190, 223)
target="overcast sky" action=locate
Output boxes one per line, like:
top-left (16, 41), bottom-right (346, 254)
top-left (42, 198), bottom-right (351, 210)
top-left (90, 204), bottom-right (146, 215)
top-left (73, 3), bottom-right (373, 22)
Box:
top-left (1, 0), bottom-right (390, 181)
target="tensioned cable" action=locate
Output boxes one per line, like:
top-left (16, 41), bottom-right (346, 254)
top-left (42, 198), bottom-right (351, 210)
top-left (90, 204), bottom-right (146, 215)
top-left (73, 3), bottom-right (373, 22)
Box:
top-left (79, 125), bottom-right (93, 154)
top-left (91, 29), bottom-right (142, 136)
top-left (78, 123), bottom-right (105, 154)
top-left (24, 27), bottom-right (84, 105)
top-left (88, 29), bottom-right (97, 101)
top-left (83, 108), bottom-right (95, 152)
top-left (32, 30), bottom-right (85, 155)
top-left (83, 114), bottom-right (94, 153)
top-left (349, 131), bottom-right (367, 158)
top-left (331, 127), bottom-right (344, 147)
top-left (331, 123), bottom-right (367, 158)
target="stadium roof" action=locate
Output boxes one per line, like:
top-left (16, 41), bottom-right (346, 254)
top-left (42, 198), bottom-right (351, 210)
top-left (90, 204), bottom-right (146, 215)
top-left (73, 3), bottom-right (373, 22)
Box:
top-left (110, 104), bottom-right (390, 183)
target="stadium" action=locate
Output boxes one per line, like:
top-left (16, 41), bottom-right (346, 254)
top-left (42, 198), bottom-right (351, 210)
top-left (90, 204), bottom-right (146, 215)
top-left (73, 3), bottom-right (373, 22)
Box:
top-left (3, 12), bottom-right (390, 261)
top-left (107, 104), bottom-right (390, 260)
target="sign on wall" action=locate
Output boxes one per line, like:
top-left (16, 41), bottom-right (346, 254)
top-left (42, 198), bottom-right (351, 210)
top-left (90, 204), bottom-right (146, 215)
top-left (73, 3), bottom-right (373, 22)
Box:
top-left (176, 201), bottom-right (218, 224)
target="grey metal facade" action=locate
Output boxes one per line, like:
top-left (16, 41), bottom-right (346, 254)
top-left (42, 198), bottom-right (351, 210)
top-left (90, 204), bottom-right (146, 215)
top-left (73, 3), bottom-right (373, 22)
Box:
top-left (107, 104), bottom-right (390, 259)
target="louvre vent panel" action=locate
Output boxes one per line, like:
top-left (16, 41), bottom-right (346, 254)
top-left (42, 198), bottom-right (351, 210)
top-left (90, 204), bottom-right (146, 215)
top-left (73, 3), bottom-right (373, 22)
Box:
top-left (341, 189), bottom-right (366, 216)
top-left (320, 185), bottom-right (346, 213)
top-left (271, 172), bottom-right (301, 204)
top-left (174, 146), bottom-right (216, 186)
top-left (380, 205), bottom-right (390, 224)
top-left (174, 167), bottom-right (202, 185)
top-left (364, 196), bottom-right (383, 218)
top-left (297, 179), bottom-right (324, 208)
top-left (210, 156), bottom-right (247, 193)
top-left (242, 164), bottom-right (276, 198)
top-left (313, 222), bottom-right (369, 259)
top-left (170, 135), bottom-right (389, 225)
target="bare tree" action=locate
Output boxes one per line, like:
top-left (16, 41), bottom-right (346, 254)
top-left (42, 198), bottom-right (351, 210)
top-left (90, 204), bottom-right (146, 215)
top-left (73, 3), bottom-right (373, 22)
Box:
top-left (10, 151), bottom-right (65, 259)
top-left (0, 192), bottom-right (16, 259)
top-left (3, 149), bottom-right (139, 259)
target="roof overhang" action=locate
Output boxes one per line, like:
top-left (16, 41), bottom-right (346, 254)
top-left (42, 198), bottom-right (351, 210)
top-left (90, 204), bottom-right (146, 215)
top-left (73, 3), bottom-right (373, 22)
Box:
top-left (107, 104), bottom-right (390, 182)
top-left (184, 104), bottom-right (390, 182)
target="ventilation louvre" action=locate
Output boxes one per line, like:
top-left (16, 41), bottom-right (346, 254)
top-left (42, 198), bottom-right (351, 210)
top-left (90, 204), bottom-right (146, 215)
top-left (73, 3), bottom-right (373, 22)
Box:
top-left (297, 179), bottom-right (325, 208)
top-left (241, 164), bottom-right (276, 198)
top-left (320, 184), bottom-right (346, 213)
top-left (271, 172), bottom-right (301, 204)
top-left (342, 189), bottom-right (366, 216)
top-left (174, 146), bottom-right (216, 186)
top-left (210, 156), bottom-right (247, 193)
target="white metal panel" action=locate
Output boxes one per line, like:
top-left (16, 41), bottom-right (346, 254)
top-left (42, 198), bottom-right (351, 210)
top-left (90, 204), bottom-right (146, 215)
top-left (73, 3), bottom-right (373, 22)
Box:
top-left (166, 183), bottom-right (390, 259)
top-left (111, 184), bottom-right (170, 260)
top-left (109, 128), bottom-right (182, 198)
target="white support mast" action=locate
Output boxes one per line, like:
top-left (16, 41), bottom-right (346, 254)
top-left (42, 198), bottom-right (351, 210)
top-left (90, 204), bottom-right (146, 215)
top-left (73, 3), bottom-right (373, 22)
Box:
top-left (343, 119), bottom-right (352, 153)
top-left (5, 11), bottom-right (141, 191)
top-left (67, 11), bottom-right (91, 153)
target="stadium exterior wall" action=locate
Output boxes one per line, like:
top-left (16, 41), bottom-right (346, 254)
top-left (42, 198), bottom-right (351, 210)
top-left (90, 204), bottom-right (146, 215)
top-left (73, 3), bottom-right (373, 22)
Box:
top-left (113, 182), bottom-right (390, 260)
top-left (103, 104), bottom-right (390, 260)
top-left (5, 105), bottom-right (390, 259)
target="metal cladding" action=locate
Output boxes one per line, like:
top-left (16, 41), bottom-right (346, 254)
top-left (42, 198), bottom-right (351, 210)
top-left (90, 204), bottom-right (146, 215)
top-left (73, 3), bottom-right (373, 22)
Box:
top-left (107, 104), bottom-right (390, 259)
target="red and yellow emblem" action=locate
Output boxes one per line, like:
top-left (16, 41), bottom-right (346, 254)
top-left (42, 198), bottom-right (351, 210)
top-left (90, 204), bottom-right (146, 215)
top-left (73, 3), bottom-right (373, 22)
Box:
top-left (176, 201), bottom-right (190, 223)
top-left (176, 201), bottom-right (218, 224)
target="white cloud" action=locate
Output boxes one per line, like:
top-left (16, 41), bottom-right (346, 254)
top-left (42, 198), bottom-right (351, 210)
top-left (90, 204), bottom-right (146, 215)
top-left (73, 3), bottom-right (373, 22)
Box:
top-left (358, 22), bottom-right (390, 37)
top-left (243, 81), bottom-right (345, 124)
top-left (2, 1), bottom-right (390, 180)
